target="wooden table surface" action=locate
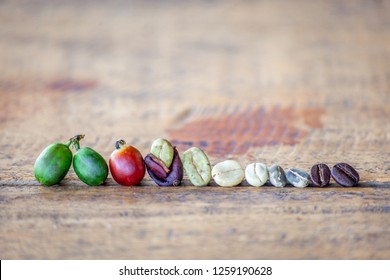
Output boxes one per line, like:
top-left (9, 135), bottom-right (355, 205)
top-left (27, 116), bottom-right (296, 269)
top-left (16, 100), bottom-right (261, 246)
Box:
top-left (1, 0), bottom-right (389, 259)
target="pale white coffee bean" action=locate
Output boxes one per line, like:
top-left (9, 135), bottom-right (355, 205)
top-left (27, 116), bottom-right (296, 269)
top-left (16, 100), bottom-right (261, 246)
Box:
top-left (212, 160), bottom-right (244, 187)
top-left (245, 163), bottom-right (268, 187)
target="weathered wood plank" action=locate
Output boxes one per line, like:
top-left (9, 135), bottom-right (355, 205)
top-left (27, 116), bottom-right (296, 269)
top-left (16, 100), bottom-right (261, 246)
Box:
top-left (1, 183), bottom-right (389, 259)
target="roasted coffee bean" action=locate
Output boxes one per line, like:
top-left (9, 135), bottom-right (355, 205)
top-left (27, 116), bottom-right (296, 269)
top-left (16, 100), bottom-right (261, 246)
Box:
top-left (331, 163), bottom-right (359, 187)
top-left (310, 163), bottom-right (331, 187)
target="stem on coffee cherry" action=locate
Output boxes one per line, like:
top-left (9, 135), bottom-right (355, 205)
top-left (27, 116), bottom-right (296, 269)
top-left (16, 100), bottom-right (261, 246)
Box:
top-left (67, 134), bottom-right (85, 150)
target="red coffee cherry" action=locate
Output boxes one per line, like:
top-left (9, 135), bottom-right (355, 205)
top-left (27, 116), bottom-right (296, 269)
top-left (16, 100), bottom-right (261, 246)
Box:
top-left (109, 140), bottom-right (145, 186)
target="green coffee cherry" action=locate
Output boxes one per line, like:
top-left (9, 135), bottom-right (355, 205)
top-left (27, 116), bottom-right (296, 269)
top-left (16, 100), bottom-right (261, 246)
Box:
top-left (71, 136), bottom-right (108, 186)
top-left (34, 139), bottom-right (73, 186)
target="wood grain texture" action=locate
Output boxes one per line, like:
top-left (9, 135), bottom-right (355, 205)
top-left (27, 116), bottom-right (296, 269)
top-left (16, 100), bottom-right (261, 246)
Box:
top-left (0, 0), bottom-right (389, 259)
top-left (1, 183), bottom-right (389, 259)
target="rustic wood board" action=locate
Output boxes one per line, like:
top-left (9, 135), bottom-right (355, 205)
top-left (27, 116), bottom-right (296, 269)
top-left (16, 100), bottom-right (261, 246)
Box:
top-left (0, 0), bottom-right (389, 259)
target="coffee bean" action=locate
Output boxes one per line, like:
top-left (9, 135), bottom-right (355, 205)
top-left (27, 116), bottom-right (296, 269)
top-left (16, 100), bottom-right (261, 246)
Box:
top-left (182, 147), bottom-right (211, 186)
top-left (310, 163), bottom-right (331, 187)
top-left (268, 164), bottom-right (287, 187)
top-left (286, 168), bottom-right (311, 188)
top-left (212, 160), bottom-right (244, 187)
top-left (150, 138), bottom-right (174, 169)
top-left (331, 163), bottom-right (359, 187)
top-left (245, 163), bottom-right (268, 187)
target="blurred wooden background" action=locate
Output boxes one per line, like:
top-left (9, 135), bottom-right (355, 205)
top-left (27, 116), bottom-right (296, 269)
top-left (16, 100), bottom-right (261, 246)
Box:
top-left (0, 0), bottom-right (389, 259)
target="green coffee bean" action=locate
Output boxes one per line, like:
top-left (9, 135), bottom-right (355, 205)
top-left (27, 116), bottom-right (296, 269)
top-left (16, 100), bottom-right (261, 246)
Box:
top-left (268, 164), bottom-right (287, 187)
top-left (182, 147), bottom-right (211, 186)
top-left (245, 163), bottom-right (268, 187)
top-left (212, 160), bottom-right (244, 187)
top-left (286, 168), bottom-right (311, 188)
top-left (150, 138), bottom-right (174, 168)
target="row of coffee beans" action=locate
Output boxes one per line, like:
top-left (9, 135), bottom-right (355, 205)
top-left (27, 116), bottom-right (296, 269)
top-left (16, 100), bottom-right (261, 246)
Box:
top-left (138, 138), bottom-right (361, 187)
top-left (145, 139), bottom-right (359, 188)
top-left (34, 136), bottom-right (360, 187)
top-left (212, 161), bottom-right (359, 187)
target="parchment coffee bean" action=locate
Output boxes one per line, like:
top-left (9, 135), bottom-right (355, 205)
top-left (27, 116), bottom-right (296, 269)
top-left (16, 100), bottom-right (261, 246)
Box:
top-left (310, 163), bottom-right (331, 187)
top-left (331, 163), bottom-right (359, 187)
top-left (286, 168), bottom-right (311, 188)
top-left (212, 160), bottom-right (244, 187)
top-left (268, 164), bottom-right (287, 187)
top-left (245, 163), bottom-right (268, 187)
top-left (182, 147), bottom-right (211, 186)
